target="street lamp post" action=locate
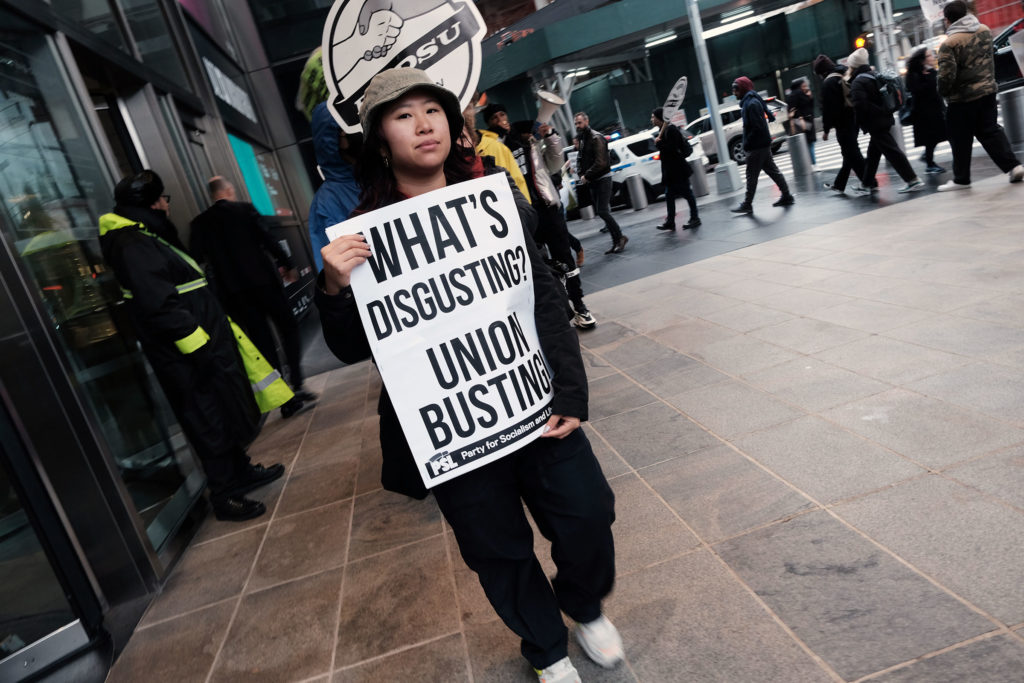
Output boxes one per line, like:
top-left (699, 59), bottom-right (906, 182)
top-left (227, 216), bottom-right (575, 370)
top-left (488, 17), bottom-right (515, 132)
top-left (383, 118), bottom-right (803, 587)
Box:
top-left (686, 0), bottom-right (742, 193)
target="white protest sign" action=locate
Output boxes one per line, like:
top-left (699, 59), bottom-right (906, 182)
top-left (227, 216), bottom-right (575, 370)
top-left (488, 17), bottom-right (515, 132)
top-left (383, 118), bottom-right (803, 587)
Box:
top-left (322, 0), bottom-right (488, 133)
top-left (326, 174), bottom-right (554, 487)
top-left (662, 76), bottom-right (688, 122)
top-left (919, 0), bottom-right (944, 24)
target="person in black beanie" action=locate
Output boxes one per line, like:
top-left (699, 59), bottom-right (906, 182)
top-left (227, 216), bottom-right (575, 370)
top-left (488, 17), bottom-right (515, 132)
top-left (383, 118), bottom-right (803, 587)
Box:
top-left (813, 54), bottom-right (868, 195)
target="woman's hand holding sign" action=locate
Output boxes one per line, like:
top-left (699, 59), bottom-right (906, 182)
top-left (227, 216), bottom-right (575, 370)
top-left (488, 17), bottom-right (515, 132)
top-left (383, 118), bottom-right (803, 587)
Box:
top-left (541, 414), bottom-right (580, 439)
top-left (322, 233), bottom-right (372, 295)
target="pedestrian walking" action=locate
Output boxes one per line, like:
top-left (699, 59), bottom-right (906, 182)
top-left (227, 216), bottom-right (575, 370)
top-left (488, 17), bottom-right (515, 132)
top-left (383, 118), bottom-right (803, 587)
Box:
top-left (308, 102), bottom-right (362, 271)
top-left (574, 112), bottom-right (627, 253)
top-left (99, 171), bottom-right (288, 521)
top-left (316, 68), bottom-right (620, 683)
top-left (510, 119), bottom-right (596, 329)
top-left (847, 47), bottom-right (925, 194)
top-left (813, 54), bottom-right (868, 195)
top-left (730, 77), bottom-right (794, 214)
top-left (787, 78), bottom-right (817, 166)
top-left (903, 47), bottom-right (949, 175)
top-left (190, 177), bottom-right (318, 418)
top-left (651, 107), bottom-right (700, 230)
top-left (936, 0), bottom-right (1024, 190)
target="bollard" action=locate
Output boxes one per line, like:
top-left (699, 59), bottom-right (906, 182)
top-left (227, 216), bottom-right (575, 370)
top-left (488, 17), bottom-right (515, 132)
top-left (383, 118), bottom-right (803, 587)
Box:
top-left (999, 86), bottom-right (1024, 152)
top-left (688, 158), bottom-right (709, 196)
top-left (787, 134), bottom-right (813, 177)
top-left (625, 173), bottom-right (648, 211)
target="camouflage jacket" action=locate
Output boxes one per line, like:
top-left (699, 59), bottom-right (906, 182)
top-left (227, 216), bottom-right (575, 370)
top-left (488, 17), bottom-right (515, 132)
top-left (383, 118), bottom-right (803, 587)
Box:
top-left (937, 15), bottom-right (997, 103)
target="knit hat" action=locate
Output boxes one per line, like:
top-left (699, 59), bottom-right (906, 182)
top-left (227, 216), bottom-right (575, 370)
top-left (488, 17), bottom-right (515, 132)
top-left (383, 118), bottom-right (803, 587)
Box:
top-left (812, 54), bottom-right (837, 78)
top-left (847, 47), bottom-right (870, 71)
top-left (731, 77), bottom-right (754, 95)
top-left (358, 67), bottom-right (463, 139)
top-left (480, 102), bottom-right (507, 125)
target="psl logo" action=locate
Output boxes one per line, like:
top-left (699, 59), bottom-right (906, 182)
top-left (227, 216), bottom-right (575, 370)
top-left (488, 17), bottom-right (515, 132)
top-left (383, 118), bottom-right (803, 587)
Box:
top-left (322, 0), bottom-right (488, 133)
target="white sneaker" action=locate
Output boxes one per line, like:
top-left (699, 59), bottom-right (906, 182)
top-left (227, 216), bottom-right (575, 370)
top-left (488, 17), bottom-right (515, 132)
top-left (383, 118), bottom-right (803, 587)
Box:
top-left (572, 308), bottom-right (597, 329)
top-left (1010, 165), bottom-right (1024, 183)
top-left (536, 656), bottom-right (580, 683)
top-left (575, 615), bottom-right (624, 669)
top-left (849, 185), bottom-right (872, 196)
top-left (937, 180), bottom-right (970, 191)
top-left (897, 178), bottom-right (925, 193)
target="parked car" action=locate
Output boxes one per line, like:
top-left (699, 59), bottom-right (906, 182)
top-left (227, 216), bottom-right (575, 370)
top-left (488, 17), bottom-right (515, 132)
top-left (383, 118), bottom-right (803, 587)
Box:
top-left (564, 127), bottom-right (709, 212)
top-left (683, 97), bottom-right (787, 165)
top-left (994, 17), bottom-right (1024, 92)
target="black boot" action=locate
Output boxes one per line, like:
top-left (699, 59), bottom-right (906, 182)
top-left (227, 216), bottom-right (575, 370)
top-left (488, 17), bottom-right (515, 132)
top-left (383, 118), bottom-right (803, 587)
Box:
top-left (212, 496), bottom-right (266, 521)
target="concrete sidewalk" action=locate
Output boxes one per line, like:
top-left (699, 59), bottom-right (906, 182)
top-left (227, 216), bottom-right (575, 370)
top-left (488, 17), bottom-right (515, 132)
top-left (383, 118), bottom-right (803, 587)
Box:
top-left (107, 174), bottom-right (1024, 682)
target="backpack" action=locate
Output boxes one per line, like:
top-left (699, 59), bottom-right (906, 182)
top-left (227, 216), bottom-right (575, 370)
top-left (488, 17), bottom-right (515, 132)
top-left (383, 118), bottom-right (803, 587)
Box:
top-left (873, 71), bottom-right (905, 114)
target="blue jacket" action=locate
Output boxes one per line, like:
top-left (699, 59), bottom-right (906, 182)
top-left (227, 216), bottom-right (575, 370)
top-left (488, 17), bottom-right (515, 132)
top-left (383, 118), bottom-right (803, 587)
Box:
top-left (740, 90), bottom-right (775, 151)
top-left (308, 103), bottom-right (360, 270)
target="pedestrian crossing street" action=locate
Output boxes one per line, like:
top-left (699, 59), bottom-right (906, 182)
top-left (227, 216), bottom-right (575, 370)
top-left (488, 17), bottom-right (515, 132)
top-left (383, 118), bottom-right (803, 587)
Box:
top-left (771, 124), bottom-right (982, 176)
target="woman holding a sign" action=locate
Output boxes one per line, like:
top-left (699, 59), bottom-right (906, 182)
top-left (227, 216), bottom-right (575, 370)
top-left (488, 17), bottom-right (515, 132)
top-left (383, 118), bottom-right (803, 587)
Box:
top-left (316, 68), bottom-right (620, 683)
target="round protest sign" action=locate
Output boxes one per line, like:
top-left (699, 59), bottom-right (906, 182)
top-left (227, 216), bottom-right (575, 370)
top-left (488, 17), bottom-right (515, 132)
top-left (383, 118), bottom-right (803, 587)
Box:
top-left (321, 0), bottom-right (488, 133)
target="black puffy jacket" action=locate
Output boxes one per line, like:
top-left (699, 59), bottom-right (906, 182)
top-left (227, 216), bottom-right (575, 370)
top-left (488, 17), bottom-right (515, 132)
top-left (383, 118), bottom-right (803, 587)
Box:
top-left (850, 65), bottom-right (894, 134)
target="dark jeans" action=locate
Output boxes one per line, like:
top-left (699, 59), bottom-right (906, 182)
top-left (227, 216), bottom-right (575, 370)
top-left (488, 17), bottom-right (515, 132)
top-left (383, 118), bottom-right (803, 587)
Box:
top-left (832, 123), bottom-right (866, 191)
top-left (664, 176), bottom-right (698, 223)
top-left (744, 146), bottom-right (790, 203)
top-left (862, 126), bottom-right (916, 186)
top-left (946, 94), bottom-right (1020, 184)
top-left (535, 203), bottom-right (585, 311)
top-left (587, 176), bottom-right (622, 243)
top-left (433, 429), bottom-right (616, 670)
top-left (225, 284), bottom-right (305, 389)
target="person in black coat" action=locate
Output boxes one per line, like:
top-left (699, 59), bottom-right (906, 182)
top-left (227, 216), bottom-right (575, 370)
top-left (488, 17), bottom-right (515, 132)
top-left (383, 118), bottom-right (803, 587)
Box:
top-left (190, 177), bottom-right (317, 416)
top-left (847, 47), bottom-right (924, 194)
top-left (786, 77), bottom-right (817, 165)
top-left (813, 55), bottom-right (868, 194)
top-left (651, 107), bottom-right (700, 230)
top-left (904, 47), bottom-right (948, 174)
top-left (730, 76), bottom-right (793, 214)
top-left (99, 171), bottom-right (284, 521)
top-left (316, 68), bottom-right (619, 680)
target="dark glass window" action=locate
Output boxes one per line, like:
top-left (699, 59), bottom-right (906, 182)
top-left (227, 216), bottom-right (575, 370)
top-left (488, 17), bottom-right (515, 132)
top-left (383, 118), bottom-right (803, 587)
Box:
top-left (49, 0), bottom-right (130, 52)
top-left (120, 0), bottom-right (190, 90)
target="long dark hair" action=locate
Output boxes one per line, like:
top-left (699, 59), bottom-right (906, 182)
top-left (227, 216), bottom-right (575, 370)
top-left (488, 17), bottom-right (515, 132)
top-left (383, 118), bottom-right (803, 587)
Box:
top-left (905, 47), bottom-right (928, 75)
top-left (354, 105), bottom-right (478, 214)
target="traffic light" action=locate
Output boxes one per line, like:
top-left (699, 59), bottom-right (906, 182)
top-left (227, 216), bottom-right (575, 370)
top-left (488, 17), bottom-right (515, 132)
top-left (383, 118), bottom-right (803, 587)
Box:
top-left (855, 34), bottom-right (867, 49)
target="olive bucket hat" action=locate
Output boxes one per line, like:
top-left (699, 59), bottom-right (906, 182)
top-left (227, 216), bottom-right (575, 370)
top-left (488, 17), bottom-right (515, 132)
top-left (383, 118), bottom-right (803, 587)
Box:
top-left (358, 67), bottom-right (464, 140)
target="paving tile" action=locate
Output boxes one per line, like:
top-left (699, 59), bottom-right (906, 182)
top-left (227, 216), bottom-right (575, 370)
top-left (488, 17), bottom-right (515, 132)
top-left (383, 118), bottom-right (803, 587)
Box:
top-left (612, 301), bottom-right (692, 334)
top-left (247, 500), bottom-right (350, 591)
top-left (308, 390), bottom-right (369, 434)
top-left (689, 334), bottom-right (803, 377)
top-left (749, 317), bottom-right (869, 354)
top-left (742, 357), bottom-right (890, 411)
top-left (646, 318), bottom-right (739, 355)
top-left (581, 348), bottom-right (616, 382)
top-left (607, 474), bottom-right (700, 574)
top-left (945, 444), bottom-right (1024, 509)
top-left (211, 569), bottom-right (342, 682)
top-left (665, 379), bottom-right (804, 439)
top-left (699, 301), bottom-right (795, 333)
top-left (715, 510), bottom-right (994, 680)
top-left (822, 389), bottom-right (1024, 469)
top-left (886, 314), bottom-right (1024, 359)
top-left (347, 489), bottom-right (443, 561)
top-left (732, 416), bottom-right (925, 504)
top-left (869, 634), bottom-right (1024, 683)
top-left (141, 526), bottom-right (264, 626)
top-left (293, 422), bottom-right (364, 473)
top-left (834, 475), bottom-right (1024, 624)
top-left (759, 288), bottom-right (855, 317)
top-left (951, 293), bottom-right (1024, 329)
top-left (577, 321), bottom-right (638, 353)
top-left (332, 633), bottom-right (469, 682)
top-left (448, 530), bottom-right (498, 627)
top-left (808, 298), bottom-right (936, 334)
top-left (595, 335), bottom-right (678, 370)
top-left (592, 402), bottom-right (721, 469)
top-left (276, 460), bottom-right (358, 517)
top-left (107, 601), bottom-right (234, 682)
top-left (335, 538), bottom-right (459, 666)
top-left (907, 362), bottom-right (1024, 426)
top-left (607, 549), bottom-right (831, 682)
top-left (586, 373), bottom-right (658, 421)
top-left (640, 444), bottom-right (815, 542)
top-left (813, 335), bottom-right (970, 385)
top-left (582, 423), bottom-right (630, 479)
top-left (621, 352), bottom-right (728, 399)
